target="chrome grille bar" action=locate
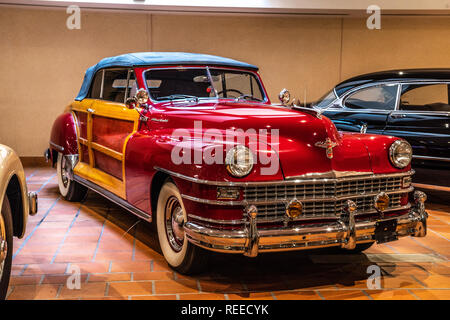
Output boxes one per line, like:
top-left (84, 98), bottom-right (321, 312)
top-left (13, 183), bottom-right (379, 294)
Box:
top-left (244, 175), bottom-right (409, 221)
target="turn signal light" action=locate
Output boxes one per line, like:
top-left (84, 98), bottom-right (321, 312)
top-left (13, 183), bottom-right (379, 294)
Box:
top-left (217, 187), bottom-right (240, 200)
top-left (374, 192), bottom-right (390, 212)
top-left (286, 199), bottom-right (303, 219)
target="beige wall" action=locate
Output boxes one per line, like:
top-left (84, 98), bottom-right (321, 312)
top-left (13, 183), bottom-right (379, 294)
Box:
top-left (0, 6), bottom-right (449, 156)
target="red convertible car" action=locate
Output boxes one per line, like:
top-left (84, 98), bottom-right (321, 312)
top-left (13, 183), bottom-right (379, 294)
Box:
top-left (47, 52), bottom-right (428, 274)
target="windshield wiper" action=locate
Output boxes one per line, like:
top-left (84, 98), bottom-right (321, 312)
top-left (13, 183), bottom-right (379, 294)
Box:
top-left (235, 94), bottom-right (262, 102)
top-left (158, 94), bottom-right (199, 102)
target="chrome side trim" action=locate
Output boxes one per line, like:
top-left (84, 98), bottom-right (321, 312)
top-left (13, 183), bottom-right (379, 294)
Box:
top-left (73, 175), bottom-right (152, 222)
top-left (413, 155), bottom-right (450, 163)
top-left (155, 166), bottom-right (415, 187)
top-left (182, 187), bottom-right (414, 206)
top-left (49, 141), bottom-right (64, 152)
top-left (188, 214), bottom-right (245, 225)
top-left (182, 194), bottom-right (245, 206)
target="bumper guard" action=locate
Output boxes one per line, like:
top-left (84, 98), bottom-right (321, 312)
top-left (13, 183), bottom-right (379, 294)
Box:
top-left (184, 193), bottom-right (428, 257)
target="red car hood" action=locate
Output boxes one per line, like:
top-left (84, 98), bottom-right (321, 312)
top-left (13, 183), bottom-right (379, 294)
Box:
top-left (153, 101), bottom-right (396, 179)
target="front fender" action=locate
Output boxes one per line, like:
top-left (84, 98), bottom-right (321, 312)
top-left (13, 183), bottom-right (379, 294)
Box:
top-left (0, 144), bottom-right (29, 238)
top-left (49, 112), bottom-right (78, 157)
top-left (124, 130), bottom-right (283, 214)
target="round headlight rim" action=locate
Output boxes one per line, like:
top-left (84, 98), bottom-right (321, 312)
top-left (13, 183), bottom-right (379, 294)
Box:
top-left (389, 139), bottom-right (412, 169)
top-left (225, 145), bottom-right (254, 178)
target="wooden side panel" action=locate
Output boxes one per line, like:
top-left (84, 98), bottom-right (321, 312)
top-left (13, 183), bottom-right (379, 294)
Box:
top-left (92, 115), bottom-right (134, 153)
top-left (93, 150), bottom-right (123, 181)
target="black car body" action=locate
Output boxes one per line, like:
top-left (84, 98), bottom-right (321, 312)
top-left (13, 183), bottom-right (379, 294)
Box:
top-left (315, 69), bottom-right (450, 188)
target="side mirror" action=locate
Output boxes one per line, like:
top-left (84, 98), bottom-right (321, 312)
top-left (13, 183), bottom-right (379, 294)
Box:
top-left (125, 97), bottom-right (137, 109)
top-left (126, 89), bottom-right (150, 122)
top-left (136, 88), bottom-right (149, 105)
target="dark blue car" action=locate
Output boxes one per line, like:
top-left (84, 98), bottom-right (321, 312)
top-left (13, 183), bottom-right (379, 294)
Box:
top-left (314, 69), bottom-right (450, 188)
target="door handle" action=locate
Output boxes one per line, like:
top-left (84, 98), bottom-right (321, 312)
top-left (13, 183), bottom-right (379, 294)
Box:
top-left (391, 114), bottom-right (406, 119)
top-left (87, 108), bottom-right (95, 113)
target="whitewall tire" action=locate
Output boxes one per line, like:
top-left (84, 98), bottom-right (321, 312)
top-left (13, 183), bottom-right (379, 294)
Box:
top-left (156, 181), bottom-right (207, 274)
top-left (56, 153), bottom-right (87, 202)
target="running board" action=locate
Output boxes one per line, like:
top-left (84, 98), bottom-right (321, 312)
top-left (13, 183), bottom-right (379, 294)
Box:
top-left (73, 175), bottom-right (152, 222)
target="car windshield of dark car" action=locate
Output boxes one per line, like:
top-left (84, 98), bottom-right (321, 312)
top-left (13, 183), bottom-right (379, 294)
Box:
top-left (144, 68), bottom-right (265, 103)
top-left (313, 90), bottom-right (338, 108)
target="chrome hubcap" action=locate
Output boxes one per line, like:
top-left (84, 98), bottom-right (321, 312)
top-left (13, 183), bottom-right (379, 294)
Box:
top-left (61, 156), bottom-right (70, 188)
top-left (0, 213), bottom-right (7, 278)
top-left (165, 196), bottom-right (185, 252)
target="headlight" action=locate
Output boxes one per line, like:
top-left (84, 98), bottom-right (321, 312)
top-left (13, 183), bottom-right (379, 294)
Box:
top-left (389, 140), bottom-right (412, 169)
top-left (225, 145), bottom-right (254, 177)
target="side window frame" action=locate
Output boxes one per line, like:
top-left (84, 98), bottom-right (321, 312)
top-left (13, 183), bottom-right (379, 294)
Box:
top-left (125, 68), bottom-right (137, 101)
top-left (342, 82), bottom-right (400, 111)
top-left (88, 69), bottom-right (105, 100)
top-left (398, 81), bottom-right (450, 112)
top-left (88, 68), bottom-right (136, 104)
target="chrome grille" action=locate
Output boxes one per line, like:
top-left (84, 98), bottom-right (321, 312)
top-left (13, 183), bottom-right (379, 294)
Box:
top-left (244, 175), bottom-right (407, 221)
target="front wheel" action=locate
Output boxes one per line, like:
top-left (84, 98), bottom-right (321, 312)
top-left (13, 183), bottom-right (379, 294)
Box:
top-left (57, 153), bottom-right (87, 202)
top-left (0, 196), bottom-right (13, 300)
top-left (156, 181), bottom-right (207, 274)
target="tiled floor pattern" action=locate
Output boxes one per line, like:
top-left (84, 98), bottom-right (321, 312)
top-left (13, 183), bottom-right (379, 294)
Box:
top-left (6, 166), bottom-right (450, 300)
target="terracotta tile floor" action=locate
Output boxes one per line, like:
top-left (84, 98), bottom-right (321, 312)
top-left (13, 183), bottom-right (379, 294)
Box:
top-left (6, 166), bottom-right (450, 300)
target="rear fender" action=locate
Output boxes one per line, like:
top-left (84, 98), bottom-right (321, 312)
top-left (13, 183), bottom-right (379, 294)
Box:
top-left (49, 112), bottom-right (78, 161)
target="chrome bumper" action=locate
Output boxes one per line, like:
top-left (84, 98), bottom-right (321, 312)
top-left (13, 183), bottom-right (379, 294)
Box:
top-left (28, 192), bottom-right (38, 216)
top-left (184, 203), bottom-right (428, 257)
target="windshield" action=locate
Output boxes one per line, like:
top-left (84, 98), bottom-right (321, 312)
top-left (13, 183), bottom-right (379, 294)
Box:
top-left (313, 90), bottom-right (338, 108)
top-left (144, 67), bottom-right (266, 102)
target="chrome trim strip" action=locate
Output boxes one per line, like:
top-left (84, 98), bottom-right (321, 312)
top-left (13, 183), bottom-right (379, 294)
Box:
top-left (188, 214), bottom-right (245, 225)
top-left (286, 170), bottom-right (372, 180)
top-left (182, 194), bottom-right (245, 206)
top-left (182, 188), bottom-right (413, 206)
top-left (257, 204), bottom-right (412, 223)
top-left (49, 141), bottom-right (64, 152)
top-left (73, 175), bottom-right (152, 222)
top-left (188, 203), bottom-right (411, 225)
top-left (413, 155), bottom-right (450, 162)
top-left (155, 166), bottom-right (415, 187)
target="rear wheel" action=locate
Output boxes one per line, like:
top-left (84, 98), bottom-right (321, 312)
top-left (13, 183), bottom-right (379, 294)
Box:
top-left (0, 196), bottom-right (13, 300)
top-left (57, 153), bottom-right (87, 202)
top-left (156, 181), bottom-right (207, 274)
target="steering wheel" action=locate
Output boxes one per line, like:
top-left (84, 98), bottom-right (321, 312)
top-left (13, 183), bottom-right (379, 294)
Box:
top-left (217, 89), bottom-right (244, 98)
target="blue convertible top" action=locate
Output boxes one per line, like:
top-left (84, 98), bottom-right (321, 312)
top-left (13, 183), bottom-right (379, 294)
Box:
top-left (75, 52), bottom-right (258, 101)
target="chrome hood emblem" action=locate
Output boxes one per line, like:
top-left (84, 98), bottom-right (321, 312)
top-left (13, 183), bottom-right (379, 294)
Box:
top-left (315, 138), bottom-right (338, 159)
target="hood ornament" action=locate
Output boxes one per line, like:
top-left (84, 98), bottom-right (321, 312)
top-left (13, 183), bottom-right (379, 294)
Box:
top-left (278, 88), bottom-right (322, 119)
top-left (315, 138), bottom-right (338, 159)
